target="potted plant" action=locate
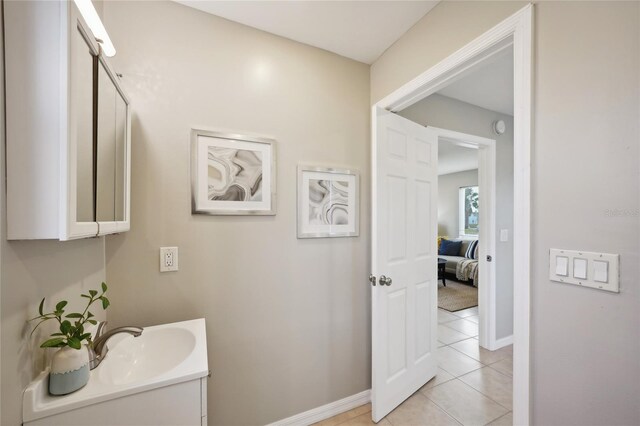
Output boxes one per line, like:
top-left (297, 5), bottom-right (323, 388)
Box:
top-left (30, 283), bottom-right (110, 395)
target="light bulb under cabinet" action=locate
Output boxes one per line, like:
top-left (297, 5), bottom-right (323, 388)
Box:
top-left (73, 0), bottom-right (116, 57)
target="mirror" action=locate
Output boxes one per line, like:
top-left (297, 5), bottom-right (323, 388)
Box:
top-left (75, 26), bottom-right (96, 222)
top-left (96, 61), bottom-right (117, 222)
top-left (114, 91), bottom-right (127, 222)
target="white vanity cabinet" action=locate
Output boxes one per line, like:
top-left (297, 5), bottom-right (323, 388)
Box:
top-left (5, 0), bottom-right (131, 241)
top-left (23, 378), bottom-right (207, 426)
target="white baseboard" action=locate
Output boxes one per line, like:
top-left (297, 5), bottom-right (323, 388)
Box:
top-left (494, 334), bottom-right (513, 349)
top-left (266, 389), bottom-right (371, 426)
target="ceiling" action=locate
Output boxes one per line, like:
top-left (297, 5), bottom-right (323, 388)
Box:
top-left (438, 142), bottom-right (478, 176)
top-left (174, 1), bottom-right (439, 64)
top-left (438, 49), bottom-right (514, 115)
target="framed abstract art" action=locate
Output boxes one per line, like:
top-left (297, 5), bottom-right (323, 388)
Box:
top-left (191, 129), bottom-right (276, 215)
top-left (297, 165), bottom-right (359, 238)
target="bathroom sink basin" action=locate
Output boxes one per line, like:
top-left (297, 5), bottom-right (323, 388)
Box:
top-left (98, 326), bottom-right (196, 385)
top-left (23, 319), bottom-right (208, 424)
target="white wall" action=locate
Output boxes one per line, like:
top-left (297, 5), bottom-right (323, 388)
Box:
top-left (400, 93), bottom-right (515, 340)
top-left (0, 5), bottom-right (108, 425)
top-left (375, 2), bottom-right (640, 424)
top-left (437, 169), bottom-right (478, 237)
top-left (102, 2), bottom-right (371, 425)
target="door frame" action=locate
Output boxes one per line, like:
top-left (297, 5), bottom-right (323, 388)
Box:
top-left (429, 127), bottom-right (498, 351)
top-left (371, 4), bottom-right (532, 424)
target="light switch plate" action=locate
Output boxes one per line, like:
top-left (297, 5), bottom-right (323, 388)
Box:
top-left (549, 249), bottom-right (619, 293)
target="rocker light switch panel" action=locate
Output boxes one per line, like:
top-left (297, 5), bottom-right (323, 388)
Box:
top-left (555, 256), bottom-right (569, 276)
top-left (549, 249), bottom-right (619, 293)
top-left (573, 258), bottom-right (588, 280)
top-left (593, 260), bottom-right (609, 283)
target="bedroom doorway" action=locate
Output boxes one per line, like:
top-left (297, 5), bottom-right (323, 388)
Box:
top-left (427, 127), bottom-right (497, 351)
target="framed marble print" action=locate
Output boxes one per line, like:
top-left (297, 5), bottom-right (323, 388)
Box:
top-left (191, 129), bottom-right (276, 215)
top-left (297, 166), bottom-right (359, 238)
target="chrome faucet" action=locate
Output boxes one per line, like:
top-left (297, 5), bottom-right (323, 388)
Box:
top-left (88, 321), bottom-right (143, 370)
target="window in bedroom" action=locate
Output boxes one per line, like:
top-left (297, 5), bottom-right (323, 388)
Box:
top-left (459, 186), bottom-right (479, 236)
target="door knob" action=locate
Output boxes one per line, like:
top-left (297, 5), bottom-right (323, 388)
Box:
top-left (369, 274), bottom-right (377, 286)
top-left (379, 275), bottom-right (392, 286)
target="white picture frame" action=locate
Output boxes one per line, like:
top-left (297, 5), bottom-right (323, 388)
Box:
top-left (191, 129), bottom-right (276, 215)
top-left (297, 165), bottom-right (359, 238)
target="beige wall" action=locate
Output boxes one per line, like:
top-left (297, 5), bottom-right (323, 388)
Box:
top-left (102, 2), bottom-right (371, 425)
top-left (400, 93), bottom-right (515, 340)
top-left (531, 3), bottom-right (639, 424)
top-left (370, 1), bottom-right (527, 104)
top-left (0, 5), bottom-right (113, 426)
top-left (436, 169), bottom-right (478, 238)
top-left (0, 6), bottom-right (108, 425)
top-left (374, 1), bottom-right (640, 424)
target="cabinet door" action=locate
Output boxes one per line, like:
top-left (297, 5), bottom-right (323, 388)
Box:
top-left (96, 61), bottom-right (117, 223)
top-left (96, 56), bottom-right (131, 235)
top-left (65, 3), bottom-right (100, 240)
top-left (74, 27), bottom-right (95, 222)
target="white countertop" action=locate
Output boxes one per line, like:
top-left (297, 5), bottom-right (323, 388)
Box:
top-left (23, 318), bottom-right (208, 423)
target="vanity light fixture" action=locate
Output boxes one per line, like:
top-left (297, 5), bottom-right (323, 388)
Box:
top-left (73, 0), bottom-right (116, 57)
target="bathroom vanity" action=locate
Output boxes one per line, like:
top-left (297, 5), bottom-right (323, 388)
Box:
top-left (4, 0), bottom-right (131, 240)
top-left (22, 319), bottom-right (209, 426)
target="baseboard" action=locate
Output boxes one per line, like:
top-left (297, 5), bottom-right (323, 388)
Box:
top-left (494, 334), bottom-right (513, 349)
top-left (266, 389), bottom-right (371, 426)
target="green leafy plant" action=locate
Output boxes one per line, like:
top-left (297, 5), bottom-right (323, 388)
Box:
top-left (466, 189), bottom-right (479, 211)
top-left (29, 283), bottom-right (110, 350)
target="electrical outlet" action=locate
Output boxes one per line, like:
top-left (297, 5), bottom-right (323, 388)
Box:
top-left (160, 247), bottom-right (179, 272)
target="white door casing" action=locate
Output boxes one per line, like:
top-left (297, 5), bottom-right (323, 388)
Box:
top-left (372, 5), bottom-right (532, 422)
top-left (372, 108), bottom-right (438, 422)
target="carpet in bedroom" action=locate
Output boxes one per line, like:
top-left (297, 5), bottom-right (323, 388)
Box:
top-left (438, 279), bottom-right (478, 312)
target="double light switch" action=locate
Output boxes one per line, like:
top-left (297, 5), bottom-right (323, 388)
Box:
top-left (549, 249), bottom-right (619, 293)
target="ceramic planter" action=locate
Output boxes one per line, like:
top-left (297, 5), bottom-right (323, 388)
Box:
top-left (49, 345), bottom-right (90, 395)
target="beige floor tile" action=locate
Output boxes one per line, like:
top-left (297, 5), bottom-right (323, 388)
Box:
top-left (451, 306), bottom-right (478, 318)
top-left (438, 346), bottom-right (483, 377)
top-left (449, 339), bottom-right (512, 365)
top-left (487, 411), bottom-right (512, 426)
top-left (438, 325), bottom-right (470, 345)
top-left (443, 319), bottom-right (478, 337)
top-left (419, 368), bottom-right (456, 391)
top-left (313, 404), bottom-right (371, 426)
top-left (341, 412), bottom-right (391, 426)
top-left (459, 367), bottom-right (513, 410)
top-left (439, 309), bottom-right (459, 324)
top-left (465, 315), bottom-right (479, 324)
top-left (489, 357), bottom-right (513, 377)
top-left (387, 392), bottom-right (460, 426)
top-left (422, 379), bottom-right (509, 426)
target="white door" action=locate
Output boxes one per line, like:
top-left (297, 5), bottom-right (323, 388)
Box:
top-left (372, 108), bottom-right (438, 422)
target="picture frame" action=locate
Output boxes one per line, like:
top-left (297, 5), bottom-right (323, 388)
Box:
top-left (191, 129), bottom-right (276, 215)
top-left (297, 165), bottom-right (359, 238)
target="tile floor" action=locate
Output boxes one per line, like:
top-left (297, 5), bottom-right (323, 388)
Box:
top-left (314, 307), bottom-right (513, 426)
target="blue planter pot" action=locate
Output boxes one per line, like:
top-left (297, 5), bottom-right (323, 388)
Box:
top-left (48, 346), bottom-right (90, 396)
